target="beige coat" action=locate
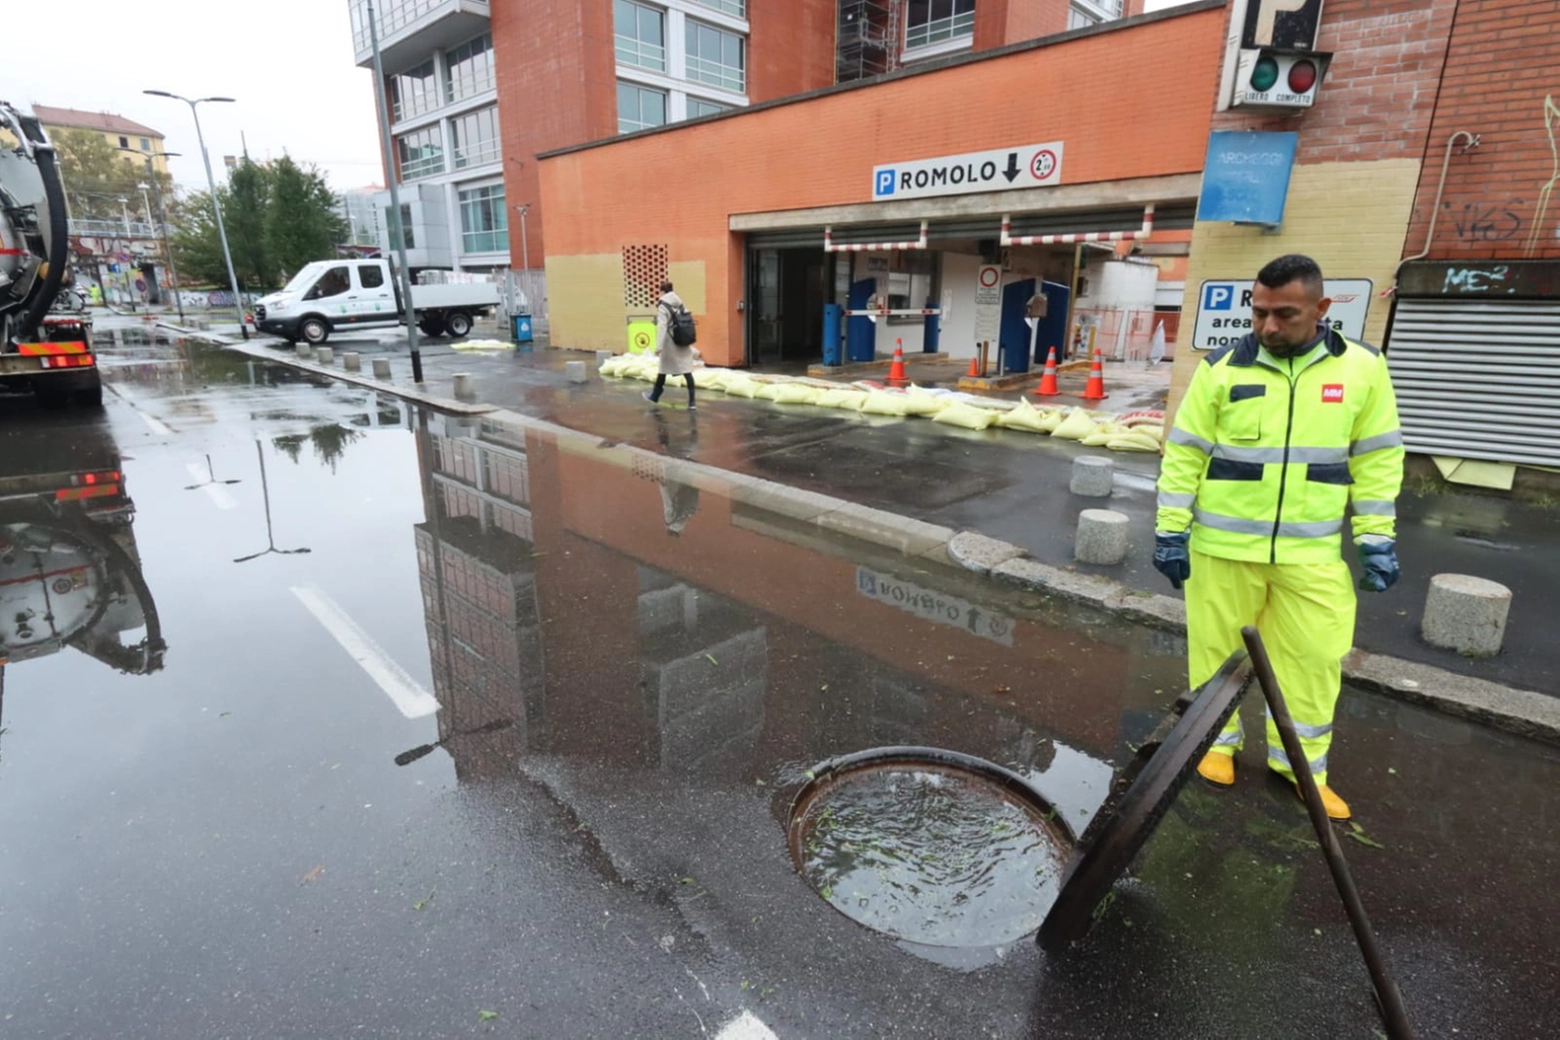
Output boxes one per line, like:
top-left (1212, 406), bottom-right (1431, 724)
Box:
top-left (655, 291), bottom-right (696, 376)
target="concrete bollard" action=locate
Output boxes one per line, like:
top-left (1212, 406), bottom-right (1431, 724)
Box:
top-left (596, 350), bottom-right (613, 367)
top-left (565, 360), bottom-right (588, 383)
top-left (1422, 573), bottom-right (1512, 656)
top-left (343, 352), bottom-right (361, 372)
top-left (295, 344), bottom-right (313, 361)
top-left (1070, 455), bottom-right (1115, 497)
top-left (452, 373), bottom-right (474, 398)
top-left (1075, 508), bottom-right (1130, 565)
top-left (315, 346), bottom-right (333, 365)
top-left (372, 358), bottom-right (392, 380)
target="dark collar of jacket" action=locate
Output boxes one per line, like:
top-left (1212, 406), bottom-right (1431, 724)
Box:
top-left (1209, 325), bottom-right (1355, 368)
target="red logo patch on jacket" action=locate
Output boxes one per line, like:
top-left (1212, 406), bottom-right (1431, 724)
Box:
top-left (1322, 384), bottom-right (1345, 403)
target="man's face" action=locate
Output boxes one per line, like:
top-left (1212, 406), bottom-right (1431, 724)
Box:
top-left (1251, 278), bottom-right (1331, 355)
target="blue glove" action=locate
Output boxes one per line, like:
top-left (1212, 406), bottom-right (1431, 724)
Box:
top-left (1357, 538), bottom-right (1399, 592)
top-left (1153, 531), bottom-right (1191, 590)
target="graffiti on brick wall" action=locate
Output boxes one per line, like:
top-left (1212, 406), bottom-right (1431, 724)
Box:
top-left (1524, 94), bottom-right (1560, 258)
top-left (1448, 201), bottom-right (1524, 242)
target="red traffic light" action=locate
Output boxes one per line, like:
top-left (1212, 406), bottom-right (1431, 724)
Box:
top-left (1288, 59), bottom-right (1318, 94)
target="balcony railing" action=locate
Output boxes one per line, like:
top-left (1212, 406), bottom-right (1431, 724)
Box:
top-left (349, 0), bottom-right (490, 56)
top-left (70, 218), bottom-right (162, 240)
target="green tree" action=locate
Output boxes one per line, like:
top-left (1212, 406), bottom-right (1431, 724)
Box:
top-left (167, 190), bottom-right (233, 286)
top-left (224, 158), bottom-right (272, 291)
top-left (53, 128), bottom-right (172, 223)
top-left (265, 156), bottom-right (348, 282)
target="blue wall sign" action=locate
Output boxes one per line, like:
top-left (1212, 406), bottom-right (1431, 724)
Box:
top-left (1196, 131), bottom-right (1298, 226)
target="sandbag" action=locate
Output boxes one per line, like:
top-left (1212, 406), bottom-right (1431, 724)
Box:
top-left (691, 367), bottom-right (728, 390)
top-left (1107, 434), bottom-right (1162, 453)
top-left (752, 381), bottom-right (785, 400)
top-left (996, 399), bottom-right (1056, 433)
top-left (903, 387), bottom-right (950, 417)
top-left (931, 401), bottom-right (997, 430)
top-left (815, 388), bottom-right (864, 409)
top-left (1051, 408), bottom-right (1100, 441)
top-left (721, 374), bottom-right (761, 397)
top-left (1080, 429), bottom-right (1116, 446)
top-left (769, 383), bottom-right (820, 405)
top-left (859, 391), bottom-right (912, 416)
top-left (599, 356), bottom-right (629, 378)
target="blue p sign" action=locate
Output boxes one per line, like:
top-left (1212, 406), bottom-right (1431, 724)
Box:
top-left (874, 169), bottom-right (896, 197)
top-left (1202, 283), bottom-right (1235, 310)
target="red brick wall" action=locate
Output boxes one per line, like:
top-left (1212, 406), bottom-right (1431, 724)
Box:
top-left (1209, 0), bottom-right (1458, 165)
top-left (540, 6), bottom-right (1226, 363)
top-left (491, 0), bottom-right (618, 266)
top-left (749, 0), bottom-right (836, 99)
top-left (973, 0), bottom-right (1068, 50)
top-left (1404, 0), bottom-right (1560, 261)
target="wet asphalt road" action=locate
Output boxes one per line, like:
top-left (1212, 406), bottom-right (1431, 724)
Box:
top-left (1, 325), bottom-right (1557, 1039)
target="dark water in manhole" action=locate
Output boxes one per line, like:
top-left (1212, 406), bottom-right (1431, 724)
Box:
top-left (793, 764), bottom-right (1069, 947)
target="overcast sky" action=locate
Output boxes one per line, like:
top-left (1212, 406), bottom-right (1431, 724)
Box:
top-left (0, 0), bottom-right (384, 194)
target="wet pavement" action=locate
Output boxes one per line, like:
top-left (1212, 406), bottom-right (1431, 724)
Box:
top-left (1, 323), bottom-right (1556, 1038)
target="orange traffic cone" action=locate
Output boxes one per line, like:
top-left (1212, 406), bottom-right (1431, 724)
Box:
top-left (887, 338), bottom-right (909, 387)
top-left (1033, 346), bottom-right (1061, 396)
top-left (1081, 347), bottom-right (1110, 401)
top-left (966, 354), bottom-right (982, 379)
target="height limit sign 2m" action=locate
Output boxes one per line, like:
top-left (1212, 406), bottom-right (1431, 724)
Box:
top-left (873, 142), bottom-right (1065, 202)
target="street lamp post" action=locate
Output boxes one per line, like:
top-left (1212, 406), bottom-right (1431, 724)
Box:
top-left (123, 147), bottom-right (186, 323)
top-left (117, 197), bottom-right (138, 311)
top-left (366, 0), bottom-right (424, 383)
top-left (143, 90), bottom-right (249, 339)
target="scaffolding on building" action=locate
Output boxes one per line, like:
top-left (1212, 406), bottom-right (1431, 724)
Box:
top-left (836, 0), bottom-right (900, 83)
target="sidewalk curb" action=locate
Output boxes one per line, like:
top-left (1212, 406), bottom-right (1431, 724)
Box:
top-left (951, 529), bottom-right (1560, 745)
top-left (158, 323), bottom-right (498, 417)
top-left (188, 331), bottom-right (1560, 747)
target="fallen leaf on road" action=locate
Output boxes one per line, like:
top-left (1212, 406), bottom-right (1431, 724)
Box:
top-left (414, 890), bottom-right (435, 910)
top-left (301, 865), bottom-right (324, 883)
top-left (705, 654), bottom-right (718, 665)
top-left (1345, 822), bottom-right (1385, 849)
top-left (478, 1009), bottom-right (499, 1021)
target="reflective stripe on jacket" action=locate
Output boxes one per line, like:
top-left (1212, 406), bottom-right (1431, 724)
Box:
top-left (1156, 328), bottom-right (1404, 564)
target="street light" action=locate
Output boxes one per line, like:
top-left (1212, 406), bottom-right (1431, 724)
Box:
top-left (123, 146), bottom-right (185, 322)
top-left (142, 90), bottom-right (249, 339)
top-left (513, 204), bottom-right (531, 273)
top-left (116, 196), bottom-right (138, 312)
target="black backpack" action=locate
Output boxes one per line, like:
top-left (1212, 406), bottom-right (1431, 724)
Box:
top-left (663, 297), bottom-right (697, 347)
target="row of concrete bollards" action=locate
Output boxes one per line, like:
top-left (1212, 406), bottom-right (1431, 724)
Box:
top-left (1067, 454), bottom-right (1514, 656)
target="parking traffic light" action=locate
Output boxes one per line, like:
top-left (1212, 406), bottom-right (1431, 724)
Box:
top-left (1232, 49), bottom-right (1332, 109)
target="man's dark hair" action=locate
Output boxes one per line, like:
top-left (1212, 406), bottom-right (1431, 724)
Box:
top-left (1256, 254), bottom-right (1324, 294)
top-left (660, 281), bottom-right (674, 293)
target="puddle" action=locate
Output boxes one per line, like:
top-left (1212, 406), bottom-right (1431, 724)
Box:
top-left (791, 760), bottom-right (1070, 947)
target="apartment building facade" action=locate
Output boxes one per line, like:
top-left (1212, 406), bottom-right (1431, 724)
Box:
top-left (348, 0), bottom-right (1136, 274)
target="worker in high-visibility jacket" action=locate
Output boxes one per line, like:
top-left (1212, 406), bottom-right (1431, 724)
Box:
top-left (1154, 254), bottom-right (1404, 821)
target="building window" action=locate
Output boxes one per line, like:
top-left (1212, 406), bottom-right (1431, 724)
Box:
top-left (689, 0), bottom-right (745, 16)
top-left (451, 106), bottom-right (501, 168)
top-left (615, 0), bottom-right (666, 73)
top-left (1069, 0), bottom-right (1121, 28)
top-left (396, 125), bottom-right (444, 181)
top-left (139, 138), bottom-right (152, 152)
top-left (904, 0), bottom-right (976, 51)
top-left (446, 32), bottom-right (496, 101)
top-left (118, 135), bottom-right (129, 148)
top-left (618, 82), bottom-right (667, 133)
top-left (686, 20), bottom-right (745, 93)
top-left (687, 98), bottom-right (730, 119)
top-left (459, 184), bottom-right (508, 254)
top-left (396, 203), bottom-right (415, 248)
top-left (388, 59), bottom-right (439, 121)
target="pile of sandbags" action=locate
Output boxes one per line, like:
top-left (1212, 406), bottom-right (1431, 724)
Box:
top-left (595, 352), bottom-right (1164, 454)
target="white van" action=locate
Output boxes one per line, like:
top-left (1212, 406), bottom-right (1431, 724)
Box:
top-left (253, 259), bottom-right (500, 346)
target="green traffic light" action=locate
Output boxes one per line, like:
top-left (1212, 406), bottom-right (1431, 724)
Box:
top-left (1251, 56), bottom-right (1280, 92)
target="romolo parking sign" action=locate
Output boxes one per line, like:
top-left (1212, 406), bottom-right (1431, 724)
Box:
top-left (1192, 278), bottom-right (1374, 351)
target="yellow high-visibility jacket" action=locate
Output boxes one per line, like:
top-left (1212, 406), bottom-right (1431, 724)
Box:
top-left (1157, 328), bottom-right (1404, 564)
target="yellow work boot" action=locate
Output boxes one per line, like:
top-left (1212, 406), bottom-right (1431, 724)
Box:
top-left (1196, 751), bottom-right (1235, 787)
top-left (1295, 781), bottom-right (1352, 821)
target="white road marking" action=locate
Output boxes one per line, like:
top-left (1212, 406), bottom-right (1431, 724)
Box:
top-left (716, 1011), bottom-right (778, 1040)
top-left (290, 583), bottom-right (439, 719)
top-left (106, 384), bottom-right (174, 435)
top-left (186, 462), bottom-right (237, 510)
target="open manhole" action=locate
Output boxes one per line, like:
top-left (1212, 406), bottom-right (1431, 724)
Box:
top-left (788, 653), bottom-right (1252, 952)
top-left (787, 747), bottom-right (1077, 948)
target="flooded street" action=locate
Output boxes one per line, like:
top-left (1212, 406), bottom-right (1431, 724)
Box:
top-left (1, 328), bottom-right (1556, 1038)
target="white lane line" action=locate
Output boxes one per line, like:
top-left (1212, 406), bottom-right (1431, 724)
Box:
top-left (106, 384), bottom-right (175, 435)
top-left (716, 1012), bottom-right (778, 1040)
top-left (185, 462), bottom-right (238, 510)
top-left (290, 583), bottom-right (439, 719)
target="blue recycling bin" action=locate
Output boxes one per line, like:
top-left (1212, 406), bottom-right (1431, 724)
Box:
top-left (511, 313), bottom-right (534, 344)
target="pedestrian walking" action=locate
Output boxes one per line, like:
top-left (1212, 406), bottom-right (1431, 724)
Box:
top-left (1154, 254), bottom-right (1404, 821)
top-left (643, 281), bottom-right (697, 410)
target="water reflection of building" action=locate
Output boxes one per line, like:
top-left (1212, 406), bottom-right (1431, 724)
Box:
top-left (410, 412), bottom-right (1179, 792)
top-left (0, 414), bottom-right (164, 736)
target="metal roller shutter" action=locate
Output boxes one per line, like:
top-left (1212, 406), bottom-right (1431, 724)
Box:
top-left (1387, 297), bottom-right (1560, 466)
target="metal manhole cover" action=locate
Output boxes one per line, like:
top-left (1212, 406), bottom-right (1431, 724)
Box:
top-left (787, 747), bottom-right (1076, 948)
top-left (1037, 650), bottom-right (1252, 952)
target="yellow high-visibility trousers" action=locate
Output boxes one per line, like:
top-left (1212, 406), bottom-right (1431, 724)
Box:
top-left (1185, 550), bottom-right (1356, 786)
